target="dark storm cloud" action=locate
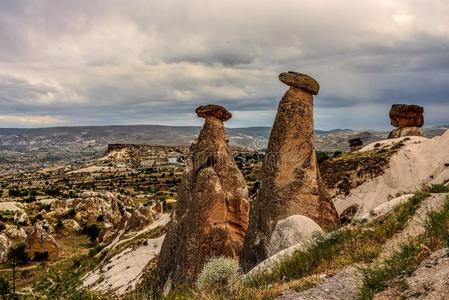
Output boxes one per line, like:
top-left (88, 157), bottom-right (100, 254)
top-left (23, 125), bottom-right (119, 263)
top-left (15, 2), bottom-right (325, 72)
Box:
top-left (0, 0), bottom-right (448, 129)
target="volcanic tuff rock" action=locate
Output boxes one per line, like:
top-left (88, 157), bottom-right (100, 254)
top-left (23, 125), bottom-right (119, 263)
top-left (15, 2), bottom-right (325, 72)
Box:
top-left (5, 225), bottom-right (27, 242)
top-left (14, 209), bottom-right (30, 225)
top-left (25, 224), bottom-right (60, 260)
top-left (153, 104), bottom-right (250, 293)
top-left (279, 71), bottom-right (320, 95)
top-left (388, 126), bottom-right (423, 139)
top-left (388, 104), bottom-right (424, 138)
top-left (97, 205), bottom-right (156, 245)
top-left (348, 138), bottom-right (363, 152)
top-left (0, 235), bottom-right (10, 263)
top-left (241, 72), bottom-right (338, 271)
top-left (49, 191), bottom-right (123, 225)
top-left (389, 104), bottom-right (424, 128)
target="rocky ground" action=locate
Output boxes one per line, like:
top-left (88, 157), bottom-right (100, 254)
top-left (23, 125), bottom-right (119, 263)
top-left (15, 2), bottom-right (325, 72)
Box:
top-left (0, 128), bottom-right (448, 299)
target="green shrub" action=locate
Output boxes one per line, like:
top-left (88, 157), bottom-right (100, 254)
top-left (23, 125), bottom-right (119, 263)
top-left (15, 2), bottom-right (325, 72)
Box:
top-left (82, 224), bottom-right (101, 243)
top-left (316, 151), bottom-right (331, 164)
top-left (196, 257), bottom-right (241, 293)
top-left (0, 277), bottom-right (10, 299)
top-left (34, 251), bottom-right (49, 262)
top-left (427, 184), bottom-right (449, 193)
top-left (55, 218), bottom-right (63, 233)
top-left (359, 243), bottom-right (423, 299)
top-left (8, 242), bottom-right (29, 265)
top-left (34, 268), bottom-right (97, 299)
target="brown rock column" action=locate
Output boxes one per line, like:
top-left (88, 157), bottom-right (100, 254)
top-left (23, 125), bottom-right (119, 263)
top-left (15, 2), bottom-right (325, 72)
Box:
top-left (349, 138), bottom-right (363, 151)
top-left (241, 71), bottom-right (338, 271)
top-left (152, 105), bottom-right (250, 294)
top-left (387, 104), bottom-right (424, 139)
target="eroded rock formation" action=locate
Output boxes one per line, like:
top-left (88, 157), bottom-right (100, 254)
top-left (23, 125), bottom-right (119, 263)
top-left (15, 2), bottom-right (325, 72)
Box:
top-left (0, 235), bottom-right (11, 263)
top-left (153, 104), bottom-right (250, 293)
top-left (349, 138), bottom-right (363, 151)
top-left (97, 205), bottom-right (156, 245)
top-left (25, 224), bottom-right (60, 260)
top-left (241, 71), bottom-right (338, 271)
top-left (388, 104), bottom-right (424, 139)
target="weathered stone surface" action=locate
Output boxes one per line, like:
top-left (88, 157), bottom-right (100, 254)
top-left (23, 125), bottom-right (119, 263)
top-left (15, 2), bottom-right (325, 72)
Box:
top-left (5, 225), bottom-right (27, 242)
top-left (97, 206), bottom-right (155, 245)
top-left (50, 191), bottom-right (123, 225)
top-left (241, 72), bottom-right (337, 271)
top-left (25, 224), bottom-right (60, 260)
top-left (61, 219), bottom-right (81, 234)
top-left (0, 234), bottom-right (11, 263)
top-left (349, 138), bottom-right (363, 152)
top-left (126, 206), bottom-right (155, 233)
top-left (389, 104), bottom-right (424, 128)
top-left (267, 215), bottom-right (323, 257)
top-left (279, 71), bottom-right (320, 95)
top-left (14, 209), bottom-right (30, 225)
top-left (196, 104), bottom-right (232, 121)
top-left (153, 104), bottom-right (250, 293)
top-left (387, 126), bottom-right (423, 139)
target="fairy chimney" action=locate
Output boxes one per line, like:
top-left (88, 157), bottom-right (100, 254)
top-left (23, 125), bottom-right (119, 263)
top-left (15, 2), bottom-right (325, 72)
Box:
top-left (241, 71), bottom-right (338, 271)
top-left (153, 104), bottom-right (250, 294)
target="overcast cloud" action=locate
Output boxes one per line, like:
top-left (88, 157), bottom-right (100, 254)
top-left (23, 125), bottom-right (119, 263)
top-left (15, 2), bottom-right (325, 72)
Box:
top-left (0, 0), bottom-right (448, 129)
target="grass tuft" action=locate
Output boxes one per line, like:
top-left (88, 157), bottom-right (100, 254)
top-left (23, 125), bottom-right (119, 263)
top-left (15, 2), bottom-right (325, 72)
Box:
top-left (427, 184), bottom-right (449, 193)
top-left (359, 195), bottom-right (449, 299)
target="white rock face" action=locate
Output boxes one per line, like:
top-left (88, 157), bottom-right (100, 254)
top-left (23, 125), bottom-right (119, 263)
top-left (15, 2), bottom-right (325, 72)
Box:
top-left (0, 202), bottom-right (22, 212)
top-left (50, 191), bottom-right (123, 225)
top-left (0, 234), bottom-right (11, 263)
top-left (248, 230), bottom-right (339, 277)
top-left (334, 130), bottom-right (449, 219)
top-left (83, 235), bottom-right (165, 296)
top-left (14, 209), bottom-right (30, 225)
top-left (5, 225), bottom-right (27, 242)
top-left (61, 219), bottom-right (81, 234)
top-left (360, 194), bottom-right (414, 220)
top-left (267, 215), bottom-right (323, 257)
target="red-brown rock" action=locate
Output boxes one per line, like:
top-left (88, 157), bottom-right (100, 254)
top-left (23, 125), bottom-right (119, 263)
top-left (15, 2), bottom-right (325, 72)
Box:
top-left (241, 72), bottom-right (338, 271)
top-left (25, 224), bottom-right (60, 260)
top-left (153, 104), bottom-right (250, 293)
top-left (389, 104), bottom-right (424, 128)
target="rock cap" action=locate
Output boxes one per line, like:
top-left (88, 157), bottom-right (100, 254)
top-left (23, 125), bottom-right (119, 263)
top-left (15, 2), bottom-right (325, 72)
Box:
top-left (389, 104), bottom-right (424, 128)
top-left (196, 104), bottom-right (232, 121)
top-left (348, 138), bottom-right (363, 147)
top-left (279, 71), bottom-right (320, 95)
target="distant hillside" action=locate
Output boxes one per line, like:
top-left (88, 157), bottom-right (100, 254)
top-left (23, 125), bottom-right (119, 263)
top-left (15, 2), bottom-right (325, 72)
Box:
top-left (0, 125), bottom-right (447, 174)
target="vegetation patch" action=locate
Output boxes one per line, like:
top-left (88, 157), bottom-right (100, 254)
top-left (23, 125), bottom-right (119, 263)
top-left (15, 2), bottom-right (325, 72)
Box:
top-left (359, 194), bottom-right (449, 299)
top-left (427, 183), bottom-right (449, 193)
top-left (163, 191), bottom-right (430, 299)
top-left (319, 149), bottom-right (395, 197)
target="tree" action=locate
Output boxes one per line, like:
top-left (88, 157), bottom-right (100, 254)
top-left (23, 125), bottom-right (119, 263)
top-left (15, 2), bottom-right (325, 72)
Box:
top-left (0, 277), bottom-right (10, 299)
top-left (82, 224), bottom-right (100, 243)
top-left (8, 243), bottom-right (29, 265)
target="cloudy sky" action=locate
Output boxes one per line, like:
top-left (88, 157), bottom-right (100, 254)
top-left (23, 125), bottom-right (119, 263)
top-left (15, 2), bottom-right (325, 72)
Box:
top-left (1, 0), bottom-right (448, 130)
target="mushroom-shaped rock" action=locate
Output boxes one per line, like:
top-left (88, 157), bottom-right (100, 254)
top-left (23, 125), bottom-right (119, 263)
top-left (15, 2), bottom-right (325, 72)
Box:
top-left (196, 104), bottom-right (232, 121)
top-left (153, 104), bottom-right (250, 294)
top-left (389, 104), bottom-right (424, 128)
top-left (279, 71), bottom-right (320, 95)
top-left (241, 72), bottom-right (337, 271)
